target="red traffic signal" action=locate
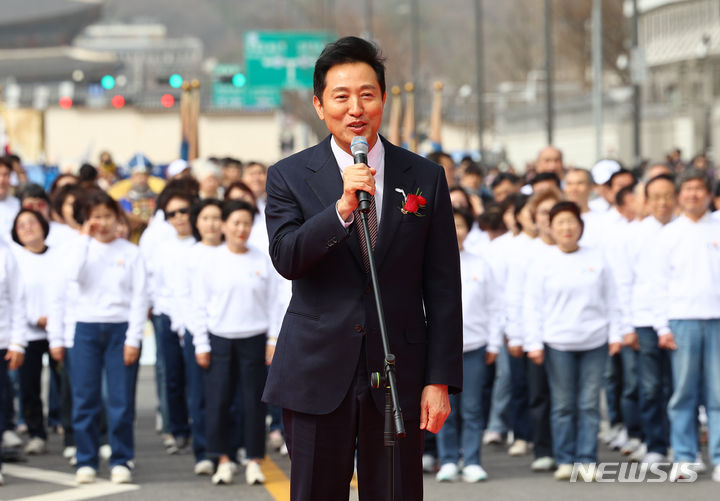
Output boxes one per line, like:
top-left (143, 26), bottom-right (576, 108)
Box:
top-left (161, 94), bottom-right (175, 108)
top-left (111, 95), bottom-right (126, 109)
top-left (59, 96), bottom-right (73, 109)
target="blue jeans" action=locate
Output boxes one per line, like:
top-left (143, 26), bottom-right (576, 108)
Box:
top-left (151, 314), bottom-right (170, 435)
top-left (637, 327), bottom-right (672, 455)
top-left (486, 343), bottom-right (512, 435)
top-left (508, 352), bottom-right (532, 442)
top-left (545, 344), bottom-right (607, 464)
top-left (156, 314), bottom-right (190, 439)
top-left (71, 322), bottom-right (139, 469)
top-left (182, 331), bottom-right (207, 461)
top-left (668, 319), bottom-right (720, 464)
top-left (604, 354), bottom-right (622, 426)
top-left (0, 350), bottom-right (7, 468)
top-left (437, 347), bottom-right (489, 466)
top-left (620, 346), bottom-right (642, 439)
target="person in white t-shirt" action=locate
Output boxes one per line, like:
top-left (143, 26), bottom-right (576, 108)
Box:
top-left (11, 209), bottom-right (56, 456)
top-left (651, 169), bottom-right (720, 482)
top-left (191, 200), bottom-right (281, 487)
top-left (524, 201), bottom-right (622, 480)
top-left (435, 207), bottom-right (502, 483)
top-left (57, 191), bottom-right (147, 485)
top-left (0, 159), bottom-right (20, 243)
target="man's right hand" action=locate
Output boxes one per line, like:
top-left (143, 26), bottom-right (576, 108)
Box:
top-left (508, 345), bottom-right (524, 358)
top-left (336, 163), bottom-right (376, 221)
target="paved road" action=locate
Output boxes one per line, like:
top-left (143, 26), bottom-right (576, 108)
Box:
top-left (1, 366), bottom-right (717, 500)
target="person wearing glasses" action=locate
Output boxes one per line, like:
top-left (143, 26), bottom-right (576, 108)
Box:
top-left (146, 188), bottom-right (198, 456)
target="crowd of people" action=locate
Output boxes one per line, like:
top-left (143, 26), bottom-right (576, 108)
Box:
top-left (0, 142), bottom-right (718, 488)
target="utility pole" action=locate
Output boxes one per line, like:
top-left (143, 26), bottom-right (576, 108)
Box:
top-left (632, 0), bottom-right (641, 165)
top-left (544, 0), bottom-right (554, 145)
top-left (475, 0), bottom-right (485, 152)
top-left (592, 0), bottom-right (603, 161)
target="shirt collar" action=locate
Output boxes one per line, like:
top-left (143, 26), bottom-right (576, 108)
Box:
top-left (330, 135), bottom-right (384, 172)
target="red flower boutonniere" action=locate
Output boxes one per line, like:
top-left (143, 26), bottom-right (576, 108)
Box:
top-left (395, 187), bottom-right (427, 216)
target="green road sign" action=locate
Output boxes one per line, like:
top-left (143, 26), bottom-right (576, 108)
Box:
top-left (244, 31), bottom-right (333, 90)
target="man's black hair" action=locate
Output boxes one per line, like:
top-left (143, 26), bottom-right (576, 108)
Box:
top-left (530, 172), bottom-right (561, 188)
top-left (607, 167), bottom-right (635, 188)
top-left (491, 172), bottom-right (520, 190)
top-left (19, 183), bottom-right (50, 204)
top-left (615, 185), bottom-right (635, 207)
top-left (313, 36), bottom-right (386, 103)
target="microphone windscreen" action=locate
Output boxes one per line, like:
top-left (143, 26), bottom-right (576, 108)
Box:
top-left (350, 136), bottom-right (369, 157)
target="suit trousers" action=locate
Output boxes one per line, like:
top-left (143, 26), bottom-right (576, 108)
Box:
top-left (283, 345), bottom-right (424, 501)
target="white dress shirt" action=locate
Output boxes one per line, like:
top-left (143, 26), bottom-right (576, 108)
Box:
top-left (12, 246), bottom-right (56, 343)
top-left (524, 245), bottom-right (622, 352)
top-left (0, 196), bottom-right (20, 243)
top-left (652, 212), bottom-right (720, 335)
top-left (331, 135), bottom-right (385, 229)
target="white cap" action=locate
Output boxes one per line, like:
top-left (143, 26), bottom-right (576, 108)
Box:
top-left (167, 159), bottom-right (189, 178)
top-left (591, 159), bottom-right (622, 185)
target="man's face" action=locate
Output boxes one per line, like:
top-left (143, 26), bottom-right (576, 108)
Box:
top-left (492, 180), bottom-right (518, 204)
top-left (564, 170), bottom-right (591, 206)
top-left (536, 147), bottom-right (563, 177)
top-left (646, 178), bottom-right (676, 224)
top-left (22, 197), bottom-right (50, 220)
top-left (130, 172), bottom-right (149, 189)
top-left (242, 164), bottom-right (267, 198)
top-left (678, 179), bottom-right (711, 218)
top-left (609, 173), bottom-right (635, 201)
top-left (0, 165), bottom-right (11, 199)
top-left (313, 62), bottom-right (386, 154)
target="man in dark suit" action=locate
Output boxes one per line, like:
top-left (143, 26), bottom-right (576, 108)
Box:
top-left (263, 36), bottom-right (462, 500)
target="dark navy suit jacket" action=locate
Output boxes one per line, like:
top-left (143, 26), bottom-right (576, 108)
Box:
top-left (262, 135), bottom-right (462, 420)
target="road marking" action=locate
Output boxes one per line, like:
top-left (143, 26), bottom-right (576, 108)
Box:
top-left (4, 464), bottom-right (140, 501)
top-left (263, 456), bottom-right (359, 501)
top-left (263, 455), bottom-right (291, 501)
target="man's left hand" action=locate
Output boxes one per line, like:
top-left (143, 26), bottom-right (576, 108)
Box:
top-left (419, 384), bottom-right (450, 434)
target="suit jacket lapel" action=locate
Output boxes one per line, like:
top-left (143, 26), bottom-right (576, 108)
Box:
top-left (374, 137), bottom-right (414, 268)
top-left (305, 136), bottom-right (364, 270)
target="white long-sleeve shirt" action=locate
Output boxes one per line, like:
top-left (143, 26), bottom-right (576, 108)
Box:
top-left (139, 210), bottom-right (176, 308)
top-left (505, 233), bottom-right (553, 347)
top-left (66, 236), bottom-right (148, 347)
top-left (652, 212), bottom-right (720, 335)
top-left (174, 241), bottom-right (220, 336)
top-left (12, 246), bottom-right (56, 343)
top-left (0, 240), bottom-right (26, 351)
top-left (460, 249), bottom-right (503, 353)
top-left (0, 196), bottom-right (20, 243)
top-left (524, 245), bottom-right (622, 352)
top-left (191, 244), bottom-right (282, 354)
top-left (149, 235), bottom-right (196, 318)
top-left (612, 216), bottom-right (669, 329)
top-left (483, 231), bottom-right (514, 337)
top-left (47, 232), bottom-right (82, 349)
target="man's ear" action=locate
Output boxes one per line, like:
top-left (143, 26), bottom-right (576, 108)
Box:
top-left (313, 95), bottom-right (325, 121)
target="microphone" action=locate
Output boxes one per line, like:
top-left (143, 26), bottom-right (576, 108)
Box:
top-left (350, 136), bottom-right (372, 212)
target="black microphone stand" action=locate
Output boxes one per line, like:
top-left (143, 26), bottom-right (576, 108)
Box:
top-left (358, 204), bottom-right (405, 501)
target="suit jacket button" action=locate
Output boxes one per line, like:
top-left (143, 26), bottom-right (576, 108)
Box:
top-left (327, 236), bottom-right (338, 248)
top-left (354, 324), bottom-right (363, 333)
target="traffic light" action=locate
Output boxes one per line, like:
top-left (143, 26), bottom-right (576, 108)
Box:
top-left (101, 75), bottom-right (115, 90)
top-left (111, 95), bottom-right (126, 109)
top-left (161, 94), bottom-right (176, 108)
top-left (59, 96), bottom-right (73, 109)
top-left (169, 74), bottom-right (183, 89)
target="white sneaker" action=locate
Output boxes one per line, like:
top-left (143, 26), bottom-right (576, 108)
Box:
top-left (531, 456), bottom-right (556, 471)
top-left (712, 464), bottom-right (720, 482)
top-left (600, 423), bottom-right (623, 445)
top-left (155, 411), bottom-right (163, 434)
top-left (268, 429), bottom-right (284, 450)
top-left (110, 465), bottom-right (132, 484)
top-left (482, 431), bottom-right (503, 445)
top-left (508, 439), bottom-right (529, 456)
top-left (99, 444), bottom-right (112, 460)
top-left (422, 453), bottom-right (436, 473)
top-left (628, 442), bottom-right (647, 462)
top-left (212, 462), bottom-right (234, 485)
top-left (245, 461), bottom-right (266, 485)
top-left (63, 446), bottom-right (77, 459)
top-left (2, 430), bottom-right (22, 448)
top-left (194, 459), bottom-right (215, 476)
top-left (279, 442), bottom-right (288, 456)
top-left (641, 452), bottom-right (666, 465)
top-left (462, 464), bottom-right (487, 482)
top-left (24, 437), bottom-right (46, 455)
top-left (691, 456), bottom-right (707, 474)
top-left (237, 448), bottom-right (249, 466)
top-left (553, 463), bottom-right (574, 480)
top-left (609, 427), bottom-right (628, 450)
top-left (76, 466), bottom-right (97, 484)
top-left (621, 437), bottom-right (642, 456)
top-left (435, 463), bottom-right (459, 482)
top-left (162, 434), bottom-right (178, 454)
